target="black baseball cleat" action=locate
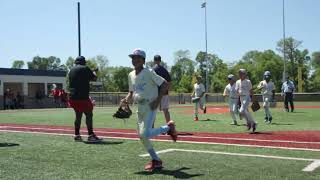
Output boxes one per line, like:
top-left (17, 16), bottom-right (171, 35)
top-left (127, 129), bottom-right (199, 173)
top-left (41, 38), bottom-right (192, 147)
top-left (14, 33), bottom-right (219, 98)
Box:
top-left (203, 107), bottom-right (207, 114)
top-left (74, 135), bottom-right (83, 142)
top-left (252, 123), bottom-right (257, 133)
top-left (87, 134), bottom-right (103, 143)
top-left (268, 117), bottom-right (273, 124)
top-left (264, 116), bottom-right (268, 123)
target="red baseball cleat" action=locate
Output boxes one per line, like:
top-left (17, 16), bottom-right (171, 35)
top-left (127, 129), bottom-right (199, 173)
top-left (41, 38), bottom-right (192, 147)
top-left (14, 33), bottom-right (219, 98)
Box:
top-left (167, 120), bottom-right (178, 142)
top-left (144, 160), bottom-right (163, 172)
top-left (194, 116), bottom-right (199, 121)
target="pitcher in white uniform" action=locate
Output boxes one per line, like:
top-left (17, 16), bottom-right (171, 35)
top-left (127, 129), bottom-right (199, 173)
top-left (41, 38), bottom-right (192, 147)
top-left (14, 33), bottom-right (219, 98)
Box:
top-left (223, 74), bottom-right (240, 125)
top-left (191, 76), bottom-right (206, 121)
top-left (257, 71), bottom-right (275, 124)
top-left (121, 48), bottom-right (177, 172)
top-left (235, 69), bottom-right (257, 132)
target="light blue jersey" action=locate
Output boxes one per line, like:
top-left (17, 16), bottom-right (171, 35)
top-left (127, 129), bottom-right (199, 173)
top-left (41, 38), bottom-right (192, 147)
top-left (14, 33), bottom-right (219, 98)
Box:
top-left (281, 80), bottom-right (295, 93)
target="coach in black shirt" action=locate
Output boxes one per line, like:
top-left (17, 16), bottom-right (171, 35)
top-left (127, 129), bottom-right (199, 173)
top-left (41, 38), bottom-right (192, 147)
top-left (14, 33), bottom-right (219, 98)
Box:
top-left (68, 56), bottom-right (102, 142)
top-left (153, 55), bottom-right (172, 123)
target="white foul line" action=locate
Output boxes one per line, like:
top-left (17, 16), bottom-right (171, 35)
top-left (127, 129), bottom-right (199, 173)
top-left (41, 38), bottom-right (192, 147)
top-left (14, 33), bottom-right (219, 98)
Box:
top-left (139, 148), bottom-right (320, 172)
top-left (303, 160), bottom-right (320, 172)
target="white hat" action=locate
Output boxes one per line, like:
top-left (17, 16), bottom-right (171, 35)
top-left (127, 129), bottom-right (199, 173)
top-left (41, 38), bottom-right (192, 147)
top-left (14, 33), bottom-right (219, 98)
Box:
top-left (239, 69), bottom-right (247, 74)
top-left (227, 74), bottom-right (234, 80)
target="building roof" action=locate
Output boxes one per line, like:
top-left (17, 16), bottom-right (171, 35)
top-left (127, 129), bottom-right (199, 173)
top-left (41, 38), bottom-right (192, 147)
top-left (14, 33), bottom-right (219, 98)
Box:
top-left (0, 68), bottom-right (67, 77)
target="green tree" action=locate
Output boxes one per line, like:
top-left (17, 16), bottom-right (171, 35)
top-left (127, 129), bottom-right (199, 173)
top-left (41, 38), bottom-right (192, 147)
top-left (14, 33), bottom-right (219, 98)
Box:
top-left (112, 67), bottom-right (132, 92)
top-left (27, 56), bottom-right (66, 70)
top-left (65, 57), bottom-right (75, 70)
top-left (12, 60), bottom-right (25, 69)
top-left (311, 51), bottom-right (320, 68)
top-left (91, 55), bottom-right (109, 83)
top-left (276, 37), bottom-right (310, 89)
top-left (170, 50), bottom-right (195, 92)
top-left (176, 75), bottom-right (193, 93)
top-left (231, 50), bottom-right (283, 92)
top-left (308, 51), bottom-right (320, 92)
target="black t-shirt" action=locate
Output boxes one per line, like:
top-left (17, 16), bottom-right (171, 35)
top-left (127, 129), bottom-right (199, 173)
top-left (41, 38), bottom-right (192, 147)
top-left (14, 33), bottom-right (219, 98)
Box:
top-left (153, 65), bottom-right (171, 95)
top-left (68, 65), bottom-right (95, 100)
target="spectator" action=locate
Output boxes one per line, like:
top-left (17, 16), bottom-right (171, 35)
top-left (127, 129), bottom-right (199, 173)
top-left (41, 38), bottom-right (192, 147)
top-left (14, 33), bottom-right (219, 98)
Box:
top-left (4, 88), bottom-right (14, 109)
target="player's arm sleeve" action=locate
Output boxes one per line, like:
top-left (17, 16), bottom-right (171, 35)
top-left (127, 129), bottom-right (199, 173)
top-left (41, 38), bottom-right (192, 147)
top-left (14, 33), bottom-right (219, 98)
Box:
top-left (248, 80), bottom-right (253, 90)
top-left (223, 87), bottom-right (228, 96)
top-left (128, 74), bottom-right (133, 92)
top-left (151, 70), bottom-right (165, 86)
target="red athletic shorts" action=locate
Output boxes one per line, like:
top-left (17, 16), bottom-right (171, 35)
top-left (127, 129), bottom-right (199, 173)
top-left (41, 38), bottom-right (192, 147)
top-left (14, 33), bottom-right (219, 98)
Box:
top-left (68, 98), bottom-right (93, 113)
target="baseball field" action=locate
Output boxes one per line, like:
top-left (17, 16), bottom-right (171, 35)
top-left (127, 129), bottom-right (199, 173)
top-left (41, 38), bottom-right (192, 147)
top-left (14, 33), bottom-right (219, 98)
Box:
top-left (1, 102), bottom-right (320, 180)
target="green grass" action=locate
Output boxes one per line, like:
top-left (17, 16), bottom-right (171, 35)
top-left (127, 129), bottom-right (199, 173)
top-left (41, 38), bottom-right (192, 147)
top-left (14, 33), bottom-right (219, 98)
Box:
top-left (0, 102), bottom-right (320, 179)
top-left (1, 132), bottom-right (320, 180)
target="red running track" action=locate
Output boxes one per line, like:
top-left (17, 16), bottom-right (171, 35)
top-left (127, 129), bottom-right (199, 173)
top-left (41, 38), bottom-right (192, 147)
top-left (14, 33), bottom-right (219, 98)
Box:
top-left (1, 123), bottom-right (320, 150)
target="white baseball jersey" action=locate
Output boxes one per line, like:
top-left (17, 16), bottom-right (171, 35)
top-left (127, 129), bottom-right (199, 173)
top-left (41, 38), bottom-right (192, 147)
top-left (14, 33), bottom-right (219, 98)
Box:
top-left (194, 83), bottom-right (205, 97)
top-left (223, 83), bottom-right (238, 99)
top-left (235, 79), bottom-right (252, 96)
top-left (128, 68), bottom-right (165, 103)
top-left (258, 80), bottom-right (275, 96)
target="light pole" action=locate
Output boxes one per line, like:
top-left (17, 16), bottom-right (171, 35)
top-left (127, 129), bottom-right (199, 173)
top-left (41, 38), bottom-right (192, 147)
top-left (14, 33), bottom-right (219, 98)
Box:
top-left (77, 2), bottom-right (81, 56)
top-left (201, 1), bottom-right (209, 92)
top-left (282, 0), bottom-right (286, 82)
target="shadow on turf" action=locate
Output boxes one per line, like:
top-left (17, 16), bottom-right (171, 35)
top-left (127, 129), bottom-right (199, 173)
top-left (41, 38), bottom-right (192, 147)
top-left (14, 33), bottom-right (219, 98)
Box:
top-left (199, 118), bottom-right (218, 122)
top-left (270, 123), bottom-right (294, 126)
top-left (178, 132), bottom-right (194, 136)
top-left (0, 143), bottom-right (20, 147)
top-left (83, 141), bottom-right (123, 145)
top-left (134, 167), bottom-right (204, 179)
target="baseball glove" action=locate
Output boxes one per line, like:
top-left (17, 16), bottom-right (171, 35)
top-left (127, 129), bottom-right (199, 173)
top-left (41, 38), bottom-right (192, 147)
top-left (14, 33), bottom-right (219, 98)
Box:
top-left (251, 100), bottom-right (261, 112)
top-left (192, 97), bottom-right (200, 103)
top-left (113, 103), bottom-right (132, 119)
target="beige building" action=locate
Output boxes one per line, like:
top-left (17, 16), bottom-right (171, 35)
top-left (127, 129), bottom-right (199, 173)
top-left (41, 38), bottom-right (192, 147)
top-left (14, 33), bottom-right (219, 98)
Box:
top-left (0, 68), bottom-right (67, 109)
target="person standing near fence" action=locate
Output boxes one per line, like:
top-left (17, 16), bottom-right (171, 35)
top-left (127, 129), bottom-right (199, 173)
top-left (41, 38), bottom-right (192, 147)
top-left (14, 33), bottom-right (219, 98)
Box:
top-left (153, 55), bottom-right (172, 124)
top-left (191, 76), bottom-right (207, 121)
top-left (68, 56), bottom-right (102, 142)
top-left (281, 76), bottom-right (295, 112)
top-left (223, 74), bottom-right (239, 125)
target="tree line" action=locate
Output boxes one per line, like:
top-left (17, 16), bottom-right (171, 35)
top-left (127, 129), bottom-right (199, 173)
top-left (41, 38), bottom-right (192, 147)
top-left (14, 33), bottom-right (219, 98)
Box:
top-left (11, 37), bottom-right (320, 93)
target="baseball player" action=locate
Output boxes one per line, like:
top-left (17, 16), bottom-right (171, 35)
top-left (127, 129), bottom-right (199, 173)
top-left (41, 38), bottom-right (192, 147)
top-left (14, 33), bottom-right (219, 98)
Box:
top-left (121, 49), bottom-right (177, 172)
top-left (153, 55), bottom-right (172, 123)
top-left (281, 76), bottom-right (295, 112)
top-left (235, 69), bottom-right (257, 132)
top-left (68, 56), bottom-right (102, 142)
top-left (257, 71), bottom-right (275, 123)
top-left (191, 76), bottom-right (207, 121)
top-left (223, 74), bottom-right (239, 125)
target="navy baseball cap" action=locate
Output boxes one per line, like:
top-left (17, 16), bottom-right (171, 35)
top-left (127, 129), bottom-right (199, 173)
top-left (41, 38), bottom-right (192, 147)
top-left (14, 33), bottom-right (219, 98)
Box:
top-left (129, 48), bottom-right (146, 59)
top-left (75, 56), bottom-right (86, 65)
top-left (154, 55), bottom-right (161, 61)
